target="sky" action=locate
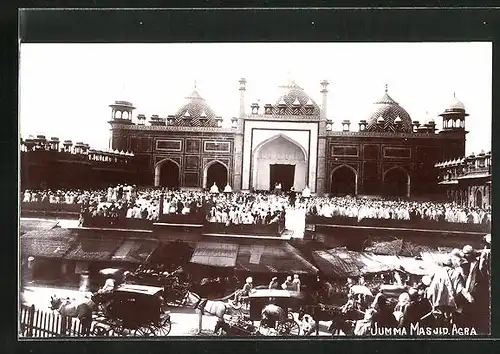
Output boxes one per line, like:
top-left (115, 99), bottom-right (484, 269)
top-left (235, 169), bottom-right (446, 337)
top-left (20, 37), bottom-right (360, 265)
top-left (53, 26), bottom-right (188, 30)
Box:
top-left (19, 42), bottom-right (492, 155)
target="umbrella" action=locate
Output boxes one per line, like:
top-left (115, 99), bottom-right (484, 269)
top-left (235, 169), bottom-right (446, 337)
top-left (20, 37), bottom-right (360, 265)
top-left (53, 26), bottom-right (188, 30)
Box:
top-left (350, 285), bottom-right (373, 296)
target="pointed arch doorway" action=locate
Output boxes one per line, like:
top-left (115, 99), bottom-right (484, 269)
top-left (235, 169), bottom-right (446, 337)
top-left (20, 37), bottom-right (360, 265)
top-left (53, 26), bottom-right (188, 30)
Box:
top-left (330, 165), bottom-right (357, 196)
top-left (383, 167), bottom-right (410, 198)
top-left (204, 161), bottom-right (228, 190)
top-left (475, 189), bottom-right (483, 208)
top-left (252, 134), bottom-right (307, 192)
top-left (154, 159), bottom-right (180, 188)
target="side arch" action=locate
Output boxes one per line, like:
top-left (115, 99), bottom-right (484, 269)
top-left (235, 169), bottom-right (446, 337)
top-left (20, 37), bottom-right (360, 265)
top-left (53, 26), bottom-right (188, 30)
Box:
top-left (154, 158), bottom-right (181, 187)
top-left (203, 160), bottom-right (229, 189)
top-left (330, 164), bottom-right (358, 196)
top-left (382, 166), bottom-right (411, 198)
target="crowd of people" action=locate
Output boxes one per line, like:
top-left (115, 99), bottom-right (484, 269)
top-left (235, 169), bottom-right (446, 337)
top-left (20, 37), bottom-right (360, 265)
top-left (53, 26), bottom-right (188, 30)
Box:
top-left (306, 196), bottom-right (491, 225)
top-left (21, 186), bottom-right (491, 227)
top-left (342, 235), bottom-right (491, 336)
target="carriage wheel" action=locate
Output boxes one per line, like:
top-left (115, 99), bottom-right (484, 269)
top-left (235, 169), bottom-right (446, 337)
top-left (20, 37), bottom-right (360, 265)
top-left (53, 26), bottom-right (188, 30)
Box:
top-left (92, 325), bottom-right (109, 337)
top-left (277, 319), bottom-right (301, 336)
top-left (134, 326), bottom-right (154, 337)
top-left (153, 318), bottom-right (172, 336)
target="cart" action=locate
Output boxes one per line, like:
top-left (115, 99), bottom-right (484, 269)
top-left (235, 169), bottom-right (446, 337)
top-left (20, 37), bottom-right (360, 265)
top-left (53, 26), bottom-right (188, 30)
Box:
top-left (92, 284), bottom-right (171, 337)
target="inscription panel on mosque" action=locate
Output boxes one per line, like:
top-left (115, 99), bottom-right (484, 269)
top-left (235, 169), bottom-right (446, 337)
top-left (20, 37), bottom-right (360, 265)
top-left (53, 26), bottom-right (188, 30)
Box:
top-left (330, 145), bottom-right (359, 157)
top-left (186, 139), bottom-right (201, 154)
top-left (204, 141), bottom-right (231, 153)
top-left (156, 139), bottom-right (182, 152)
top-left (383, 147), bottom-right (411, 159)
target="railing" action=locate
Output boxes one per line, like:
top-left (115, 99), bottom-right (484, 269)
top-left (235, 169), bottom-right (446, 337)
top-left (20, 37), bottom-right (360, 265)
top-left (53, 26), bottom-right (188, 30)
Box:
top-left (307, 215), bottom-right (491, 233)
top-left (20, 304), bottom-right (86, 338)
top-left (203, 219), bottom-right (285, 236)
top-left (81, 216), bottom-right (153, 230)
top-left (21, 202), bottom-right (82, 214)
top-left (157, 213), bottom-right (205, 225)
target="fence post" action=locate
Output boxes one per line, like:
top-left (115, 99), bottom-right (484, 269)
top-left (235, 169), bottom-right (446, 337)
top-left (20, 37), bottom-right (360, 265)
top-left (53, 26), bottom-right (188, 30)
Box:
top-left (27, 304), bottom-right (35, 337)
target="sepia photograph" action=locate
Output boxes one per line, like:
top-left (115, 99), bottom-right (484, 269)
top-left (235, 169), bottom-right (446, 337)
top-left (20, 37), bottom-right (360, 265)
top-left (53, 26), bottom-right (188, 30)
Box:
top-left (18, 41), bottom-right (491, 338)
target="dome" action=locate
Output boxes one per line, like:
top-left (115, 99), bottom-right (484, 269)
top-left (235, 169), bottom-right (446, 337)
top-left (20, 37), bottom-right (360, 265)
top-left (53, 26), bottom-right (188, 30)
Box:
top-left (441, 93), bottom-right (468, 116)
top-left (267, 79), bottom-right (321, 117)
top-left (366, 87), bottom-right (413, 133)
top-left (170, 89), bottom-right (219, 127)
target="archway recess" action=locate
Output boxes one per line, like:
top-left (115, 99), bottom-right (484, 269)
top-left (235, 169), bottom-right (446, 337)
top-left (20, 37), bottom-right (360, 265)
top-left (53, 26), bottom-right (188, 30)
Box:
top-left (330, 165), bottom-right (357, 195)
top-left (204, 161), bottom-right (228, 189)
top-left (383, 167), bottom-right (410, 197)
top-left (154, 159), bottom-right (180, 188)
top-left (252, 134), bottom-right (307, 192)
top-left (475, 189), bottom-right (483, 208)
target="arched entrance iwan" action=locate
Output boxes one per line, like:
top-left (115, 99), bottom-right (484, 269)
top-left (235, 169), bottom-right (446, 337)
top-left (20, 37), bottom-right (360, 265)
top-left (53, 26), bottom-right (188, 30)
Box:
top-left (204, 161), bottom-right (228, 189)
top-left (154, 159), bottom-right (180, 188)
top-left (330, 165), bottom-right (357, 196)
top-left (252, 134), bottom-right (307, 192)
top-left (383, 167), bottom-right (410, 198)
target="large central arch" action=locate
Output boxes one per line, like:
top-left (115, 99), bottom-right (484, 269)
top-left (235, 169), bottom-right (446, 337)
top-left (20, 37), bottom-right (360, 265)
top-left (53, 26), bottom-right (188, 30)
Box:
top-left (383, 167), bottom-right (410, 198)
top-left (252, 134), bottom-right (307, 191)
top-left (330, 165), bottom-right (358, 196)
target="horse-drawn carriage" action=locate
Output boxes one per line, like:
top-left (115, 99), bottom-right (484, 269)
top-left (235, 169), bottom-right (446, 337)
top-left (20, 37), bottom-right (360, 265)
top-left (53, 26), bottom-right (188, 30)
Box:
top-left (91, 284), bottom-right (172, 337)
top-left (215, 289), bottom-right (302, 336)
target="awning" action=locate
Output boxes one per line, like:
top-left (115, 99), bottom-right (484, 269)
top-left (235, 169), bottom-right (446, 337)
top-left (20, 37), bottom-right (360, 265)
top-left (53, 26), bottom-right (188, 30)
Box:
top-left (313, 248), bottom-right (394, 278)
top-left (21, 238), bottom-right (73, 258)
top-left (190, 241), bottom-right (239, 267)
top-left (236, 243), bottom-right (318, 274)
top-left (111, 239), bottom-right (159, 264)
top-left (21, 229), bottom-right (75, 258)
top-left (313, 248), bottom-right (438, 278)
top-left (65, 237), bottom-right (123, 261)
top-left (20, 219), bottom-right (60, 235)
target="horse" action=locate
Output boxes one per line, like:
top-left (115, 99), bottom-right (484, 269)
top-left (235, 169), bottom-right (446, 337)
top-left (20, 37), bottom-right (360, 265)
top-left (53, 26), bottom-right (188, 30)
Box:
top-left (297, 309), bottom-right (319, 336)
top-left (180, 290), bottom-right (242, 335)
top-left (49, 295), bottom-right (94, 336)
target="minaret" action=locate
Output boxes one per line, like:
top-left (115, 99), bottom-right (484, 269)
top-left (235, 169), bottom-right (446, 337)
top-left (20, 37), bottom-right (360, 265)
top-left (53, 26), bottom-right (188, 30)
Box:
top-left (239, 78), bottom-right (247, 118)
top-left (317, 79), bottom-right (329, 196)
top-left (438, 92), bottom-right (469, 159)
top-left (320, 79), bottom-right (329, 120)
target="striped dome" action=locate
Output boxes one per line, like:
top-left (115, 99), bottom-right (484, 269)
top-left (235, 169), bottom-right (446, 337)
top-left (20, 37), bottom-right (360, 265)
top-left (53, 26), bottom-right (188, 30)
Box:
top-left (170, 89), bottom-right (219, 127)
top-left (366, 88), bottom-right (413, 133)
top-left (268, 80), bottom-right (321, 117)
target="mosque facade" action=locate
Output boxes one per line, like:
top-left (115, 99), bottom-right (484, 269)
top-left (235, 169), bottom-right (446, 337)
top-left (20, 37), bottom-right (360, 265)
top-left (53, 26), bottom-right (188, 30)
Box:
top-left (107, 78), bottom-right (469, 198)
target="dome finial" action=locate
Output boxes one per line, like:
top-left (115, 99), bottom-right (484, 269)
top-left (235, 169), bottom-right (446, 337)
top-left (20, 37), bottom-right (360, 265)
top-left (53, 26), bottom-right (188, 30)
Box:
top-left (194, 80), bottom-right (197, 90)
top-left (385, 84), bottom-right (388, 93)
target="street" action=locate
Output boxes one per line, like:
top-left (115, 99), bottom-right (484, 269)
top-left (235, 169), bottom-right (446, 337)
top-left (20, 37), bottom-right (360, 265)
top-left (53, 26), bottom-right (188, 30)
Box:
top-left (20, 285), bottom-right (333, 337)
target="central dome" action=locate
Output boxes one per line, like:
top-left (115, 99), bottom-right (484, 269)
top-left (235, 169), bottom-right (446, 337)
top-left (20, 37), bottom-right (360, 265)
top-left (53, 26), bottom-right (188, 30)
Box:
top-left (170, 89), bottom-right (219, 127)
top-left (267, 79), bottom-right (321, 117)
top-left (366, 87), bottom-right (413, 133)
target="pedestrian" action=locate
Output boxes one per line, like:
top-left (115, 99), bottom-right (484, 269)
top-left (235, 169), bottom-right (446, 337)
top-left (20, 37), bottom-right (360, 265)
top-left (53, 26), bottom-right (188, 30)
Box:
top-left (282, 276), bottom-right (294, 291)
top-left (292, 274), bottom-right (301, 292)
top-left (268, 277), bottom-right (280, 290)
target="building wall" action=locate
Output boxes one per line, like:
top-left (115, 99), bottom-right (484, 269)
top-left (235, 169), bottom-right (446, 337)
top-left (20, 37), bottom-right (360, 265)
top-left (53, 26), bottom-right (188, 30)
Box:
top-left (324, 133), bottom-right (464, 197)
top-left (110, 127), bottom-right (236, 188)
